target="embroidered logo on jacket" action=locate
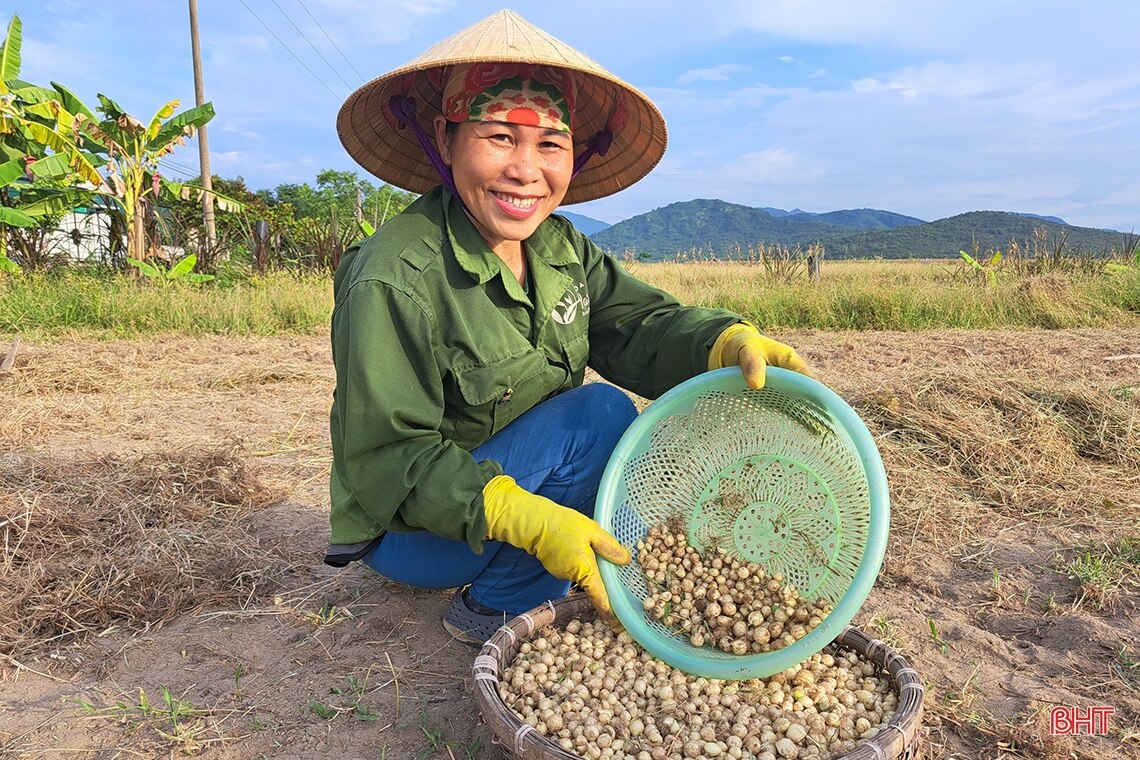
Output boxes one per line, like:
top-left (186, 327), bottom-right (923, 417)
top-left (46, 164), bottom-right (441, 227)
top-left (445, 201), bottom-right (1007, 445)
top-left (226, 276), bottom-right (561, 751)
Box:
top-left (551, 282), bottom-right (590, 325)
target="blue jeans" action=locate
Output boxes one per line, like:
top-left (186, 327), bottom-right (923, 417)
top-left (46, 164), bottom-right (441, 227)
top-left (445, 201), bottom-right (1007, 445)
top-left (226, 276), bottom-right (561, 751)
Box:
top-left (362, 382), bottom-right (638, 615)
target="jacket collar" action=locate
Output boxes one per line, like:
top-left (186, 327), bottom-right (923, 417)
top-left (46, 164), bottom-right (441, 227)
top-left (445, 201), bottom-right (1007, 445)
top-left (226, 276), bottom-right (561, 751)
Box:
top-left (441, 187), bottom-right (578, 287)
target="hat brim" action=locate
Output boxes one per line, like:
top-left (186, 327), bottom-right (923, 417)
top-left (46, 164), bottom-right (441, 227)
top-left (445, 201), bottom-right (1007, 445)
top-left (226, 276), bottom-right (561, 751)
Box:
top-left (336, 11), bottom-right (667, 205)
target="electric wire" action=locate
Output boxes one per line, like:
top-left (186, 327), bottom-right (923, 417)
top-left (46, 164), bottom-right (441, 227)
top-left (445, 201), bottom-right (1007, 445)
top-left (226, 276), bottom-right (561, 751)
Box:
top-left (157, 156), bottom-right (200, 175)
top-left (237, 0), bottom-right (341, 99)
top-left (268, 0), bottom-right (353, 90)
top-left (159, 157), bottom-right (199, 173)
top-left (294, 0), bottom-right (366, 83)
top-left (158, 159), bottom-right (198, 180)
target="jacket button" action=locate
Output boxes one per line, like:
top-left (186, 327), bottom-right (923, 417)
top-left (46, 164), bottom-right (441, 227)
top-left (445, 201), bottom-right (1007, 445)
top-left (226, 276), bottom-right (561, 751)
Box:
top-left (498, 388), bottom-right (514, 404)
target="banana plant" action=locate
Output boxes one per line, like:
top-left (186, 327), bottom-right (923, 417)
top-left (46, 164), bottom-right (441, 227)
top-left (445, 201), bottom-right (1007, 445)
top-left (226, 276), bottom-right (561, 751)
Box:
top-left (958, 248), bottom-right (1001, 286)
top-left (127, 252), bottom-right (214, 285)
top-left (73, 93), bottom-right (221, 263)
top-left (1, 14), bottom-right (104, 261)
top-left (2, 13), bottom-right (237, 267)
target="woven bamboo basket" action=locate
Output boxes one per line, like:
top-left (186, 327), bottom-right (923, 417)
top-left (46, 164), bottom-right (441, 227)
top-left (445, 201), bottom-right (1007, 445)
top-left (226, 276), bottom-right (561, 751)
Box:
top-left (473, 594), bottom-right (925, 760)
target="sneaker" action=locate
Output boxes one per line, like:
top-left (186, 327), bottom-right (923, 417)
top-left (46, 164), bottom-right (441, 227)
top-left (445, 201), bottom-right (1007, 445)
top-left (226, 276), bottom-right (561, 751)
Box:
top-left (442, 587), bottom-right (509, 646)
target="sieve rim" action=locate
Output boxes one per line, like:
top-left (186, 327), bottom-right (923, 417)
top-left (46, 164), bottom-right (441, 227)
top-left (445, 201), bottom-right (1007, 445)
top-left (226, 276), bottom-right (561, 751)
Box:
top-left (596, 367), bottom-right (890, 679)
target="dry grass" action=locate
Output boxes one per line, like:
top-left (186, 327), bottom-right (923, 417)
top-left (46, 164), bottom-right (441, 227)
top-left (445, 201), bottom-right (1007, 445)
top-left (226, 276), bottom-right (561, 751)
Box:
top-left (985, 708), bottom-right (1078, 759)
top-left (0, 332), bottom-right (1137, 758)
top-left (198, 364), bottom-right (330, 390)
top-left (0, 446), bottom-right (292, 664)
top-left (854, 374), bottom-right (1139, 545)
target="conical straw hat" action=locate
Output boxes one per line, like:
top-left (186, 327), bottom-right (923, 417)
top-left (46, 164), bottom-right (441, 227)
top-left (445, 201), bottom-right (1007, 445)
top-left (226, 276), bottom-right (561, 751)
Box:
top-left (337, 9), bottom-right (667, 205)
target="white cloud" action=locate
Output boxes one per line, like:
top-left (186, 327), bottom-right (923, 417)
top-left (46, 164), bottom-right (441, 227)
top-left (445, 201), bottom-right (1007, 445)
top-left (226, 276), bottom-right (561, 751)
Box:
top-left (735, 147), bottom-right (820, 182)
top-left (677, 64), bottom-right (749, 84)
top-left (1102, 184), bottom-right (1140, 207)
top-left (665, 146), bottom-right (823, 190)
top-left (310, 0), bottom-right (459, 47)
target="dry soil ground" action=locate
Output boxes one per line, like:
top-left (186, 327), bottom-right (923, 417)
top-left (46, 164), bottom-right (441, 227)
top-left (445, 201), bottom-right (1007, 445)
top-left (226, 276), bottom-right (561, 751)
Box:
top-left (1, 328), bottom-right (1138, 760)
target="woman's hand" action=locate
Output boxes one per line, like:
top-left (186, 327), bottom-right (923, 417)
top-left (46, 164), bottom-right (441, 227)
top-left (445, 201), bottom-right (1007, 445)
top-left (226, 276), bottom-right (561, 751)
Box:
top-left (482, 475), bottom-right (631, 617)
top-left (709, 323), bottom-right (813, 389)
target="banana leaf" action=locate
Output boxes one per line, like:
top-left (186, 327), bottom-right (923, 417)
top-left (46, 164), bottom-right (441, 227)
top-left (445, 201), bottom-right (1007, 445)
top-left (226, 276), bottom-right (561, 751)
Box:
top-left (149, 103), bottom-right (214, 152)
top-left (93, 94), bottom-right (129, 146)
top-left (50, 82), bottom-right (98, 121)
top-left (0, 155), bottom-right (25, 185)
top-left (11, 84), bottom-right (59, 106)
top-left (174, 180), bottom-right (244, 214)
top-left (127, 257), bottom-right (162, 279)
top-left (21, 122), bottom-right (101, 185)
top-left (27, 151), bottom-right (73, 178)
top-left (0, 14), bottom-right (21, 84)
top-left (168, 253), bottom-right (197, 279)
top-left (0, 206), bottom-right (35, 226)
top-left (15, 188), bottom-right (89, 218)
top-left (145, 99), bottom-right (179, 143)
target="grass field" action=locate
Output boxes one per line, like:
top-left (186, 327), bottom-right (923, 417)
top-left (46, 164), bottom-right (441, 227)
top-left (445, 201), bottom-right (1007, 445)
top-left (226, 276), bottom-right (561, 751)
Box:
top-left (1, 330), bottom-right (1136, 759)
top-left (2, 258), bottom-right (1138, 340)
top-left (1, 259), bottom-right (1137, 759)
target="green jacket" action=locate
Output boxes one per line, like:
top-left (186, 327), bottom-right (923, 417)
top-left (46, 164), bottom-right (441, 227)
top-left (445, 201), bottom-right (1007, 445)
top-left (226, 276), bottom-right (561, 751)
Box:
top-left (328, 186), bottom-right (742, 557)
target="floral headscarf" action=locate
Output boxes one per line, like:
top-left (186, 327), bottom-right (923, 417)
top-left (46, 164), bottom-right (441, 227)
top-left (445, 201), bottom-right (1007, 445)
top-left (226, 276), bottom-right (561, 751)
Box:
top-left (441, 63), bottom-right (576, 132)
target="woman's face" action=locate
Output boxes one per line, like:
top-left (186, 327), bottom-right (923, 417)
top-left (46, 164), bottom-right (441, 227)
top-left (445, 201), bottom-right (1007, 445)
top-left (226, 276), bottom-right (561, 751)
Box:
top-left (434, 117), bottom-right (573, 256)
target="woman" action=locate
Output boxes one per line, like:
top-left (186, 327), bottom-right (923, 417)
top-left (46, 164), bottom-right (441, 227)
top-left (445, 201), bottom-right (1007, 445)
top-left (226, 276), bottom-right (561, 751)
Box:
top-left (327, 10), bottom-right (812, 644)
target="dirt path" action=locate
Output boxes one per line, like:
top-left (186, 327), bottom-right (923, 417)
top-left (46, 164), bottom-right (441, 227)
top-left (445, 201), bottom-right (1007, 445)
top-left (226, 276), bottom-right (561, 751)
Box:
top-left (1, 328), bottom-right (1137, 759)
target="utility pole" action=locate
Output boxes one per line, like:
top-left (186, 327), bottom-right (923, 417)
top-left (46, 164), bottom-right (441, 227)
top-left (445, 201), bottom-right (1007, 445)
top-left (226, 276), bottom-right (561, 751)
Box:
top-left (188, 0), bottom-right (217, 252)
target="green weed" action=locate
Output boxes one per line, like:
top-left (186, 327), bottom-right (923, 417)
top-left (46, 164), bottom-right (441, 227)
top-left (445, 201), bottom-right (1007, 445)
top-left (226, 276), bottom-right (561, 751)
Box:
top-left (1061, 537), bottom-right (1140, 611)
top-left (1114, 646), bottom-right (1139, 690)
top-left (396, 703), bottom-right (480, 759)
top-left (307, 674), bottom-right (382, 722)
top-left (233, 663), bottom-right (248, 692)
top-left (927, 661), bottom-right (985, 729)
top-left (75, 685), bottom-right (211, 754)
top-left (928, 618), bottom-right (950, 655)
top-left (0, 268), bottom-right (331, 339)
top-left (301, 604), bottom-right (354, 628)
top-left (867, 612), bottom-right (902, 649)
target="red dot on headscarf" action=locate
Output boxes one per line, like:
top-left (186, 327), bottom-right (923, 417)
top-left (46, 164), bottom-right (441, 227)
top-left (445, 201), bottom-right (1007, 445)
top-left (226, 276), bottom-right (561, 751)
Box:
top-left (506, 107), bottom-right (541, 127)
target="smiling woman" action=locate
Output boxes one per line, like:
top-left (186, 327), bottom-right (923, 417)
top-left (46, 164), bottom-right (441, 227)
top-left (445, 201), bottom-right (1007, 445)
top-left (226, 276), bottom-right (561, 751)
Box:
top-left (436, 120), bottom-right (574, 267)
top-left (324, 9), bottom-right (813, 646)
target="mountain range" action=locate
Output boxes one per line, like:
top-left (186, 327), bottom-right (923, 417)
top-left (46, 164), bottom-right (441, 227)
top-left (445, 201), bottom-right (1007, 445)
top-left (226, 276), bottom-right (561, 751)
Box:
top-left (570, 199), bottom-right (1126, 259)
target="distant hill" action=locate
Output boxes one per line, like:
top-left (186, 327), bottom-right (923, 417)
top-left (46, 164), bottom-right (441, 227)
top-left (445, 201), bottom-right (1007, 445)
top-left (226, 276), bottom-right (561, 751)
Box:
top-left (797, 208), bottom-right (926, 231)
top-left (557, 210), bottom-right (611, 235)
top-left (759, 207), bottom-right (803, 218)
top-left (1014, 212), bottom-right (1068, 226)
top-left (586, 199), bottom-right (1120, 259)
top-left (589, 199), bottom-right (924, 257)
top-left (823, 211), bottom-right (1121, 259)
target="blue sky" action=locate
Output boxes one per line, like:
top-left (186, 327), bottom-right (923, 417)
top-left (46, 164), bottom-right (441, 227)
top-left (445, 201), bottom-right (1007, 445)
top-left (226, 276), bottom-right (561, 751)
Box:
top-left (8, 1), bottom-right (1140, 230)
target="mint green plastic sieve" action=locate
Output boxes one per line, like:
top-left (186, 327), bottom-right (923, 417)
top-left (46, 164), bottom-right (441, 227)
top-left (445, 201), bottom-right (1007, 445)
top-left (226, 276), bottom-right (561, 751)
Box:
top-left (596, 367), bottom-right (889, 679)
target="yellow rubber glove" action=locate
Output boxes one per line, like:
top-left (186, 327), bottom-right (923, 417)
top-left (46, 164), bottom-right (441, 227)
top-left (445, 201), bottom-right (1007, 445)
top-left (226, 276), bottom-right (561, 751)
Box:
top-left (483, 474), bottom-right (631, 617)
top-left (708, 322), bottom-right (812, 389)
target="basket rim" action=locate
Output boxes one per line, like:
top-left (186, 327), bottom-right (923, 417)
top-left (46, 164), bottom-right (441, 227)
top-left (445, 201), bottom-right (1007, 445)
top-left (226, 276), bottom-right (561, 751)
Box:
top-left (596, 366), bottom-right (891, 679)
top-left (473, 594), bottom-right (924, 760)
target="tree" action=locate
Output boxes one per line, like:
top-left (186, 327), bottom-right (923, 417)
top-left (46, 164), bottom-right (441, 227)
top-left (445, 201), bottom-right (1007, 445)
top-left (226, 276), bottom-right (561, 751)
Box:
top-left (76, 93), bottom-right (218, 263)
top-left (0, 13), bottom-right (102, 264)
top-left (270, 169), bottom-right (415, 227)
top-left (0, 12), bottom-right (229, 266)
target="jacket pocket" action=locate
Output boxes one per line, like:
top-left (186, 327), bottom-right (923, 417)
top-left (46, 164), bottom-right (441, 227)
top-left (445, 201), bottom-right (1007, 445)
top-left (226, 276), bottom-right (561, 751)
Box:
top-left (447, 350), bottom-right (553, 446)
top-left (560, 326), bottom-right (589, 381)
